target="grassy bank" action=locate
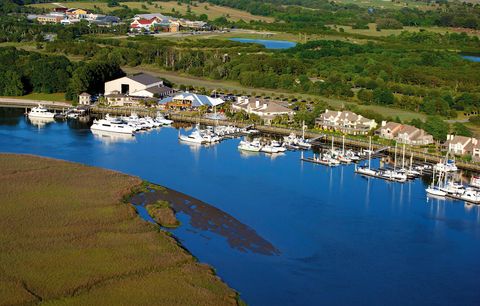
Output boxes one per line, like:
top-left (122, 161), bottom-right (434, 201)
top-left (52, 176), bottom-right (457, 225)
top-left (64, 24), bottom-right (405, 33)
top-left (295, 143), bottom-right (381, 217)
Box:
top-left (0, 154), bottom-right (237, 305)
top-left (0, 93), bottom-right (68, 102)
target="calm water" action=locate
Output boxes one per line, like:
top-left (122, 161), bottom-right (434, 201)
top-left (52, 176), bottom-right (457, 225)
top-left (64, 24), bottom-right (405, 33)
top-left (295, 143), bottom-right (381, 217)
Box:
top-left (462, 55), bottom-right (480, 62)
top-left (1, 109), bottom-right (480, 306)
top-left (230, 38), bottom-right (297, 49)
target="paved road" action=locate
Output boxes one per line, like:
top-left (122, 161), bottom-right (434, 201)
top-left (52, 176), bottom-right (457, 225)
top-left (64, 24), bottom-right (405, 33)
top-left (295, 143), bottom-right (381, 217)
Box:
top-left (0, 98), bottom-right (71, 109)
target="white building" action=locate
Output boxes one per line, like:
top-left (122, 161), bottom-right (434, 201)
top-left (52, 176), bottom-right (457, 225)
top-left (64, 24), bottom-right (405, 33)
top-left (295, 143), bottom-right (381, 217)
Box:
top-left (378, 121), bottom-right (433, 145)
top-left (104, 73), bottom-right (172, 98)
top-left (78, 92), bottom-right (91, 105)
top-left (158, 92), bottom-right (224, 109)
top-left (444, 135), bottom-right (478, 155)
top-left (231, 96), bottom-right (294, 123)
top-left (315, 109), bottom-right (377, 135)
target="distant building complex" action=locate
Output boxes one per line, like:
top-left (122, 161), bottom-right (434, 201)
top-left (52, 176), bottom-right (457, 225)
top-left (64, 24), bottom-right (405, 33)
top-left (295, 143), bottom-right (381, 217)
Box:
top-left (232, 96), bottom-right (294, 123)
top-left (159, 92), bottom-right (224, 110)
top-left (130, 13), bottom-right (208, 33)
top-left (315, 110), bottom-right (377, 135)
top-left (378, 121), bottom-right (433, 146)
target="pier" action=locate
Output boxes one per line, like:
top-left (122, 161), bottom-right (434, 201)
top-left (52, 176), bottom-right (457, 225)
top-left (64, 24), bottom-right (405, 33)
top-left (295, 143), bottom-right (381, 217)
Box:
top-left (0, 98), bottom-right (71, 111)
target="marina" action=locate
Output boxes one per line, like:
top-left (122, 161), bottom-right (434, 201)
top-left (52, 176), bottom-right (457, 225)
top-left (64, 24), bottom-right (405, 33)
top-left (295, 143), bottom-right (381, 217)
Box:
top-left (1, 107), bottom-right (480, 306)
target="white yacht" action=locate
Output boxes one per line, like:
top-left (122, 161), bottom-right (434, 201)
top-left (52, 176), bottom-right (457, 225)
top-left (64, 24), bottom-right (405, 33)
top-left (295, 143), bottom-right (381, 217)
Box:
top-left (461, 188), bottom-right (480, 204)
top-left (261, 144), bottom-right (283, 154)
top-left (155, 112), bottom-right (173, 125)
top-left (440, 180), bottom-right (465, 196)
top-left (90, 118), bottom-right (135, 135)
top-left (381, 169), bottom-right (407, 182)
top-left (178, 128), bottom-right (207, 144)
top-left (426, 169), bottom-right (446, 197)
top-left (28, 105), bottom-right (55, 118)
top-left (238, 140), bottom-right (262, 152)
top-left (355, 136), bottom-right (377, 177)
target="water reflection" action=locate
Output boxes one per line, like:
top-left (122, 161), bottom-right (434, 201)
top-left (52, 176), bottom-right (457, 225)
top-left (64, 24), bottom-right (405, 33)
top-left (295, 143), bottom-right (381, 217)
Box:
top-left (92, 130), bottom-right (135, 145)
top-left (131, 188), bottom-right (280, 256)
top-left (27, 117), bottom-right (55, 128)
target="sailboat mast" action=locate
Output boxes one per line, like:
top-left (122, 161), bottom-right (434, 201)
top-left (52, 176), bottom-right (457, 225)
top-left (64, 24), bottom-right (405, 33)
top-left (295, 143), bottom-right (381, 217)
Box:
top-left (402, 143), bottom-right (405, 169)
top-left (394, 142), bottom-right (397, 171)
top-left (368, 136), bottom-right (372, 170)
top-left (342, 135), bottom-right (345, 155)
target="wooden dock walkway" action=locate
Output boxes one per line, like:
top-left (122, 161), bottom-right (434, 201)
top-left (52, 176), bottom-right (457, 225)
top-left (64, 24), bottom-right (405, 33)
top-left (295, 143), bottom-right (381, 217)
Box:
top-left (0, 98), bottom-right (71, 110)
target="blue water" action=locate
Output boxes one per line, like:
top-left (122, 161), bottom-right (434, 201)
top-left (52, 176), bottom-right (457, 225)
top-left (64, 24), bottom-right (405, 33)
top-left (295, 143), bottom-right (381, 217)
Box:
top-left (230, 38), bottom-right (297, 49)
top-left (1, 111), bottom-right (480, 305)
top-left (462, 55), bottom-right (480, 62)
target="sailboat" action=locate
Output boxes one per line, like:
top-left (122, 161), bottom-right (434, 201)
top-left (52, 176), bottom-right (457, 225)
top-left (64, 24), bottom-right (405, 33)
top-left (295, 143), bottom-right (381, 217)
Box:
top-left (355, 136), bottom-right (378, 177)
top-left (380, 142), bottom-right (407, 182)
top-left (337, 135), bottom-right (352, 163)
top-left (426, 167), bottom-right (446, 197)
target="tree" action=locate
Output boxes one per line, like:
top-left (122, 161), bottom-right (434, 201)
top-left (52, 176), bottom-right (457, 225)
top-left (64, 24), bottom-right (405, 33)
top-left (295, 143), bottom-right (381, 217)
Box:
top-left (372, 88), bottom-right (394, 105)
top-left (1, 70), bottom-right (23, 96)
top-left (452, 122), bottom-right (472, 137)
top-left (423, 116), bottom-right (449, 141)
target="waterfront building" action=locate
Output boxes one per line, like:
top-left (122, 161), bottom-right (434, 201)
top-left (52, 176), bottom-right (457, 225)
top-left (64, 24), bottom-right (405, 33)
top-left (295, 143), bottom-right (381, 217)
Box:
top-left (378, 121), bottom-right (433, 145)
top-left (104, 73), bottom-right (172, 98)
top-left (78, 92), bottom-right (91, 105)
top-left (315, 109), bottom-right (377, 135)
top-left (444, 135), bottom-right (479, 156)
top-left (159, 93), bottom-right (224, 110)
top-left (231, 96), bottom-right (295, 124)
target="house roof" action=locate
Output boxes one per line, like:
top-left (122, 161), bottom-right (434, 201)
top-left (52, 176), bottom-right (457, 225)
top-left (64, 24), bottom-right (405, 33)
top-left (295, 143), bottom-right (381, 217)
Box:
top-left (235, 98), bottom-right (293, 114)
top-left (381, 121), bottom-right (402, 131)
top-left (398, 124), bottom-right (419, 136)
top-left (144, 86), bottom-right (173, 95)
top-left (446, 135), bottom-right (473, 146)
top-left (127, 73), bottom-right (161, 85)
top-left (159, 93), bottom-right (224, 107)
top-left (79, 92), bottom-right (91, 97)
top-left (136, 18), bottom-right (156, 25)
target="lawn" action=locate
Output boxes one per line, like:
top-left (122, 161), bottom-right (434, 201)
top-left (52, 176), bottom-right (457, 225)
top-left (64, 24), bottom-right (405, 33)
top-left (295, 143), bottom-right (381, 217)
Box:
top-left (0, 154), bottom-right (237, 305)
top-left (31, 1), bottom-right (274, 22)
top-left (2, 92), bottom-right (69, 102)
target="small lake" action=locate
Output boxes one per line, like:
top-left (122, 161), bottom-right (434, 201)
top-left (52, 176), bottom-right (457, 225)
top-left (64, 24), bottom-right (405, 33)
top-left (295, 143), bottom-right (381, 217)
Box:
top-left (461, 55), bottom-right (480, 62)
top-left (230, 38), bottom-right (297, 49)
top-left (1, 108), bottom-right (480, 306)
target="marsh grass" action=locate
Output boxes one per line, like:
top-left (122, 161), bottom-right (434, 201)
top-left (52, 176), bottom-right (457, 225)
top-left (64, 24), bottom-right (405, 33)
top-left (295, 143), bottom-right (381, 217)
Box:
top-left (0, 154), bottom-right (236, 305)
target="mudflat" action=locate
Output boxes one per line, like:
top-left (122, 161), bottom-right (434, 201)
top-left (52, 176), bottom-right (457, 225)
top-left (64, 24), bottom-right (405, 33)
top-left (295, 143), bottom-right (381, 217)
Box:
top-left (0, 154), bottom-right (237, 305)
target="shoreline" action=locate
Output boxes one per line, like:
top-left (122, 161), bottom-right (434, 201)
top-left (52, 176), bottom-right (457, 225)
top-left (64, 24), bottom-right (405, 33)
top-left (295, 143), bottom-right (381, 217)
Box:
top-left (0, 153), bottom-right (241, 305)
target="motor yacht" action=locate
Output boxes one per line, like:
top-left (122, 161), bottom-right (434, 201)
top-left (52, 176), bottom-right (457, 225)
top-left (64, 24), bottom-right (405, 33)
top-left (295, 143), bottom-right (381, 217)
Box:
top-left (90, 118), bottom-right (135, 135)
top-left (155, 112), bottom-right (173, 125)
top-left (460, 188), bottom-right (480, 204)
top-left (28, 105), bottom-right (55, 118)
top-left (238, 140), bottom-right (262, 152)
top-left (178, 128), bottom-right (207, 144)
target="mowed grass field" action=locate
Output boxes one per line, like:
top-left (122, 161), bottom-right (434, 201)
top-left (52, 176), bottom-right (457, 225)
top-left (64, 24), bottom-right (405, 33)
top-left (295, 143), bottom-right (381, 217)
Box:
top-left (31, 1), bottom-right (274, 22)
top-left (0, 92), bottom-right (68, 102)
top-left (0, 154), bottom-right (237, 305)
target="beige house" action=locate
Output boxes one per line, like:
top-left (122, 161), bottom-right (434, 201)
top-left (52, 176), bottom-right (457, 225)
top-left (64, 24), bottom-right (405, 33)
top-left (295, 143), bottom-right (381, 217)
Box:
top-left (444, 135), bottom-right (478, 155)
top-left (104, 73), bottom-right (172, 99)
top-left (78, 92), bottom-right (91, 105)
top-left (378, 121), bottom-right (433, 145)
top-left (232, 96), bottom-right (295, 123)
top-left (37, 14), bottom-right (63, 24)
top-left (315, 110), bottom-right (377, 135)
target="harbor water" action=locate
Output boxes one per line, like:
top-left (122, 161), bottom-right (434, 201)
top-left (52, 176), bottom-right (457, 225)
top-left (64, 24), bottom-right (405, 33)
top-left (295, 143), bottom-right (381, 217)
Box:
top-left (0, 109), bottom-right (479, 306)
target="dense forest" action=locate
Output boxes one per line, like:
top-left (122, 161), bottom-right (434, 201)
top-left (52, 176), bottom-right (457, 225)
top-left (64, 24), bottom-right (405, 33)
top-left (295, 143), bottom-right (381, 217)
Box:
top-left (40, 33), bottom-right (480, 117)
top-left (0, 47), bottom-right (124, 100)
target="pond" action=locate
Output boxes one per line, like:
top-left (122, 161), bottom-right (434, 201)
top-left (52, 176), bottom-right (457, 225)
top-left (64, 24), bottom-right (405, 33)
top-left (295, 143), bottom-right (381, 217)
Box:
top-left (229, 38), bottom-right (297, 49)
top-left (461, 55), bottom-right (480, 62)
